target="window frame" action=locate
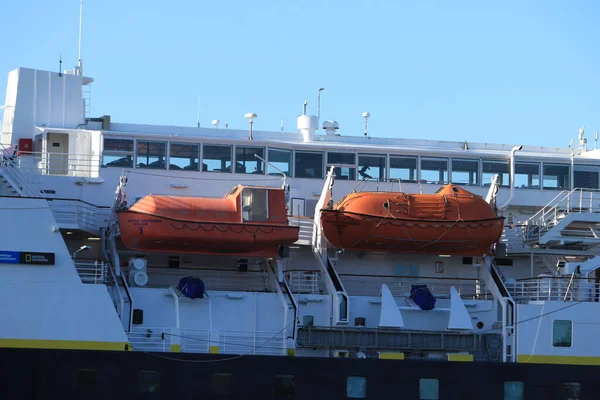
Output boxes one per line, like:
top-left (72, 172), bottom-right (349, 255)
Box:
top-left (420, 157), bottom-right (449, 185)
top-left (267, 147), bottom-right (293, 177)
top-left (451, 158), bottom-right (480, 186)
top-left (168, 142), bottom-right (200, 171)
top-left (552, 319), bottom-right (573, 348)
top-left (202, 144), bottom-right (233, 173)
top-left (135, 140), bottom-right (167, 170)
top-left (234, 145), bottom-right (265, 175)
top-left (358, 153), bottom-right (387, 182)
top-left (294, 150), bottom-right (324, 179)
top-left (101, 137), bottom-right (134, 168)
top-left (513, 161), bottom-right (541, 189)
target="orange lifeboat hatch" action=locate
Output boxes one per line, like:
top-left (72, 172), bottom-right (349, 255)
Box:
top-left (320, 184), bottom-right (505, 256)
top-left (117, 186), bottom-right (299, 258)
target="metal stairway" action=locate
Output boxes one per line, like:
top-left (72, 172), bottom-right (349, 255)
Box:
top-left (525, 188), bottom-right (600, 249)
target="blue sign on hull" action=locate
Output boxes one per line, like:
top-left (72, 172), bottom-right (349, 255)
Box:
top-left (0, 251), bottom-right (55, 265)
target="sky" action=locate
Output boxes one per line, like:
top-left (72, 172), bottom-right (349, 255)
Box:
top-left (1, 0), bottom-right (599, 148)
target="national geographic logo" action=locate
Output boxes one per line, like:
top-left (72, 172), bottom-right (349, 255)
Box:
top-left (19, 252), bottom-right (55, 265)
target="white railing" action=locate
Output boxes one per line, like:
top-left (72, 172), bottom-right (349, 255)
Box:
top-left (128, 327), bottom-right (172, 352)
top-left (506, 277), bottom-right (600, 303)
top-left (167, 329), bottom-right (286, 356)
top-left (525, 188), bottom-right (600, 242)
top-left (48, 199), bottom-right (111, 234)
top-left (143, 267), bottom-right (269, 292)
top-left (0, 143), bottom-right (39, 197)
top-left (74, 261), bottom-right (107, 284)
top-left (288, 216), bottom-right (314, 244)
top-left (340, 274), bottom-right (491, 300)
top-left (285, 270), bottom-right (321, 294)
top-left (16, 151), bottom-right (101, 178)
top-left (501, 226), bottom-right (528, 254)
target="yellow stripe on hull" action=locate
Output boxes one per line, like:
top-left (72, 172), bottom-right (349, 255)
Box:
top-left (0, 339), bottom-right (130, 351)
top-left (518, 355), bottom-right (600, 366)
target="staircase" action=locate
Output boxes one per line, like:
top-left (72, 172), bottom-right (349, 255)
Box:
top-left (0, 172), bottom-right (18, 196)
top-left (525, 188), bottom-right (600, 249)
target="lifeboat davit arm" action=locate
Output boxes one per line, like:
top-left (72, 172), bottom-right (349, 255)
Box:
top-left (485, 174), bottom-right (500, 210)
top-left (313, 166), bottom-right (336, 260)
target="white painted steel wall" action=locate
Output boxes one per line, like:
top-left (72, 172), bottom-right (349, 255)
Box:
top-left (0, 282), bottom-right (127, 343)
top-left (0, 197), bottom-right (80, 283)
top-left (517, 301), bottom-right (600, 359)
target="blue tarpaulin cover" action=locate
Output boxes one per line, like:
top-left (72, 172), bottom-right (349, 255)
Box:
top-left (410, 285), bottom-right (436, 310)
top-left (178, 276), bottom-right (205, 299)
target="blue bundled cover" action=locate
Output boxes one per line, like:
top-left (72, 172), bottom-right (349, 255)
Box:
top-left (178, 276), bottom-right (205, 299)
top-left (410, 285), bottom-right (436, 310)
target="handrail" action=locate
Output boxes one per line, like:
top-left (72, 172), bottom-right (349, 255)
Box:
top-left (120, 268), bottom-right (134, 332)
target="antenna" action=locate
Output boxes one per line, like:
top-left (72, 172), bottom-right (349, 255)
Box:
top-left (196, 93), bottom-right (200, 128)
top-left (568, 138), bottom-right (574, 148)
top-left (281, 120), bottom-right (284, 134)
top-left (303, 101), bottom-right (307, 115)
top-left (362, 112), bottom-right (370, 138)
top-left (77, 0), bottom-right (84, 76)
top-left (59, 55), bottom-right (63, 77)
top-left (595, 132), bottom-right (598, 150)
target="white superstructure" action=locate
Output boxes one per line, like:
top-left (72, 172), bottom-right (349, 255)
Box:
top-left (2, 64), bottom-right (600, 367)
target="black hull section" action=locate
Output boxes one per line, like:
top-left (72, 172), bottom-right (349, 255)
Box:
top-left (2, 348), bottom-right (598, 399)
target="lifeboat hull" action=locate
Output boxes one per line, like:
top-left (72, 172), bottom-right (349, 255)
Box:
top-left (117, 211), bottom-right (300, 258)
top-left (321, 210), bottom-right (504, 255)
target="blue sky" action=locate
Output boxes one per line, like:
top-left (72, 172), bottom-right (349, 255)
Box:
top-left (1, 0), bottom-right (599, 147)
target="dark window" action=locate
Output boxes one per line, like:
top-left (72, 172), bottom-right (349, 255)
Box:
top-left (556, 382), bottom-right (581, 399)
top-left (212, 373), bottom-right (234, 395)
top-left (268, 148), bottom-right (292, 176)
top-left (574, 165), bottom-right (599, 189)
top-left (274, 375), bottom-right (295, 396)
top-left (514, 162), bottom-right (540, 189)
top-left (295, 152), bottom-right (323, 179)
top-left (138, 370), bottom-right (160, 393)
top-left (389, 156), bottom-right (417, 182)
top-left (504, 381), bottom-right (524, 400)
top-left (358, 154), bottom-right (386, 181)
top-left (102, 138), bottom-right (134, 168)
top-left (169, 143), bottom-right (199, 171)
top-left (328, 152), bottom-right (356, 165)
top-left (203, 145), bottom-right (232, 172)
top-left (462, 257), bottom-right (473, 265)
top-left (421, 158), bottom-right (448, 184)
top-left (452, 159), bottom-right (479, 185)
top-left (543, 164), bottom-right (570, 190)
top-left (136, 141), bottom-right (166, 170)
top-left (553, 320), bottom-right (572, 347)
top-left (76, 369), bottom-right (97, 391)
top-left (104, 138), bottom-right (134, 152)
top-left (235, 146), bottom-right (264, 174)
top-left (346, 376), bottom-right (367, 398)
top-left (482, 160), bottom-right (510, 187)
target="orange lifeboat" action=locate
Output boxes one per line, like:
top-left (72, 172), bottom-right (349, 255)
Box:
top-left (117, 185), bottom-right (299, 258)
top-left (320, 184), bottom-right (504, 256)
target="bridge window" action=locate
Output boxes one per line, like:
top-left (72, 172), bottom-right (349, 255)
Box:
top-left (169, 143), bottom-right (199, 171)
top-left (102, 138), bottom-right (133, 168)
top-left (358, 154), bottom-right (386, 181)
top-left (514, 162), bottom-right (540, 189)
top-left (574, 165), bottom-right (599, 189)
top-left (212, 373), bottom-right (234, 394)
top-left (419, 378), bottom-right (439, 400)
top-left (451, 159), bottom-right (479, 186)
top-left (482, 160), bottom-right (509, 187)
top-left (138, 370), bottom-right (160, 393)
top-left (389, 156), bottom-right (417, 182)
top-left (543, 164), bottom-right (570, 190)
top-left (203, 145), bottom-right (232, 172)
top-left (136, 141), bottom-right (166, 170)
top-left (76, 369), bottom-right (97, 391)
top-left (504, 381), bottom-right (524, 400)
top-left (420, 158), bottom-right (448, 184)
top-left (274, 375), bottom-right (295, 396)
top-left (295, 151), bottom-right (324, 179)
top-left (235, 146), bottom-right (264, 174)
top-left (268, 148), bottom-right (292, 176)
top-left (328, 152), bottom-right (356, 180)
top-left (553, 320), bottom-right (572, 347)
top-left (347, 376), bottom-right (367, 398)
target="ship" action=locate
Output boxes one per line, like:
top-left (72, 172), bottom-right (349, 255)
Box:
top-left (0, 40), bottom-right (599, 400)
